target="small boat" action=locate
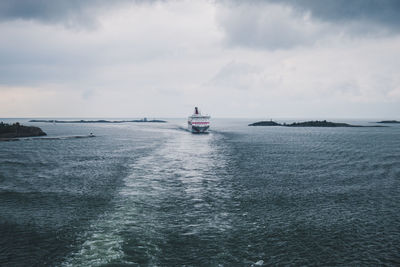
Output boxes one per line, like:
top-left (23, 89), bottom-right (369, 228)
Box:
top-left (188, 107), bottom-right (210, 133)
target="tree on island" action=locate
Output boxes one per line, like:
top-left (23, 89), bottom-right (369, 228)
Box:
top-left (0, 122), bottom-right (46, 138)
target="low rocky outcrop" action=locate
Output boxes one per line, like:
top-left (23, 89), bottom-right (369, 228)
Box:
top-left (376, 120), bottom-right (400, 123)
top-left (0, 122), bottom-right (47, 139)
top-left (249, 120), bottom-right (385, 127)
top-left (286, 120), bottom-right (358, 127)
top-left (248, 121), bottom-right (280, 126)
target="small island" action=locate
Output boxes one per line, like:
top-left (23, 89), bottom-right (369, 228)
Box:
top-left (286, 120), bottom-right (360, 127)
top-left (248, 121), bottom-right (280, 126)
top-left (376, 120), bottom-right (400, 124)
top-left (249, 120), bottom-right (385, 127)
top-left (29, 118), bottom-right (166, 123)
top-left (0, 122), bottom-right (47, 140)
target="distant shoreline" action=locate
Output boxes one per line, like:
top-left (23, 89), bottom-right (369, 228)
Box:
top-left (249, 120), bottom-right (387, 127)
top-left (29, 119), bottom-right (167, 123)
top-left (375, 120), bottom-right (400, 124)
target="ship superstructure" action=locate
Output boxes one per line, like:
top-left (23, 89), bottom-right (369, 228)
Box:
top-left (188, 107), bottom-right (210, 133)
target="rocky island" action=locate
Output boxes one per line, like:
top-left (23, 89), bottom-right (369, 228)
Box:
top-left (0, 122), bottom-right (46, 140)
top-left (29, 119), bottom-right (166, 123)
top-left (376, 120), bottom-right (400, 123)
top-left (286, 120), bottom-right (360, 127)
top-left (248, 120), bottom-right (281, 126)
top-left (249, 120), bottom-right (385, 127)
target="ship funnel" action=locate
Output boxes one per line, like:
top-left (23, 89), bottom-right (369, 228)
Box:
top-left (195, 107), bottom-right (199, 115)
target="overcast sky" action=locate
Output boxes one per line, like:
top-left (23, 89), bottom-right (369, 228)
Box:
top-left (1, 0), bottom-right (400, 118)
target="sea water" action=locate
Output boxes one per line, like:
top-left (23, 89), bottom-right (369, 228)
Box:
top-left (1, 119), bottom-right (399, 266)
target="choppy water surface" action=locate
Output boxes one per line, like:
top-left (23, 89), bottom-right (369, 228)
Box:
top-left (1, 119), bottom-right (399, 266)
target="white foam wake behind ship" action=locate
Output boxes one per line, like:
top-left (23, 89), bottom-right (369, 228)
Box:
top-left (188, 107), bottom-right (210, 133)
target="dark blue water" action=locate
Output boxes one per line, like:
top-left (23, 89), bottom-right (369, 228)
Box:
top-left (1, 119), bottom-right (399, 266)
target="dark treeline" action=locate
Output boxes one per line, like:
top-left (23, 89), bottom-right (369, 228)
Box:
top-left (0, 122), bottom-right (46, 138)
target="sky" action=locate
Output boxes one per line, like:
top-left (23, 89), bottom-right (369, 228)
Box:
top-left (1, 0), bottom-right (400, 118)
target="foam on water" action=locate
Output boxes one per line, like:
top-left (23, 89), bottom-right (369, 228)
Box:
top-left (62, 126), bottom-right (232, 266)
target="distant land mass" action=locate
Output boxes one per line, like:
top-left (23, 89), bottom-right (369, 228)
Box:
top-left (376, 120), bottom-right (400, 123)
top-left (249, 120), bottom-right (386, 127)
top-left (286, 120), bottom-right (361, 127)
top-left (248, 121), bottom-right (280, 126)
top-left (0, 122), bottom-right (46, 140)
top-left (29, 119), bottom-right (167, 123)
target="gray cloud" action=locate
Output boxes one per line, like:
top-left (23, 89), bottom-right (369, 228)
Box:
top-left (216, 2), bottom-right (325, 50)
top-left (0, 0), bottom-right (96, 25)
top-left (275, 0), bottom-right (400, 29)
top-left (0, 0), bottom-right (155, 27)
top-left (216, 0), bottom-right (400, 50)
top-left (2, 0), bottom-right (400, 29)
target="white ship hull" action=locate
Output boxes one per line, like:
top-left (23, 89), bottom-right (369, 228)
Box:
top-left (188, 107), bottom-right (210, 133)
top-left (188, 123), bottom-right (210, 133)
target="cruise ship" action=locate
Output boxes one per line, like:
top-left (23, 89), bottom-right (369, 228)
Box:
top-left (188, 107), bottom-right (210, 133)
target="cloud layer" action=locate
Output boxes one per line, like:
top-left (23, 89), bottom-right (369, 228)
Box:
top-left (278, 0), bottom-right (400, 28)
top-left (0, 0), bottom-right (399, 118)
top-left (0, 0), bottom-right (133, 27)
